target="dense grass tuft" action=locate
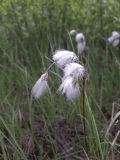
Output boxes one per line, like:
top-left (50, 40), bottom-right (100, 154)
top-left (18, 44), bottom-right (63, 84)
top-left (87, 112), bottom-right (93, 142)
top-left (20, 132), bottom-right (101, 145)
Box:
top-left (0, 0), bottom-right (120, 159)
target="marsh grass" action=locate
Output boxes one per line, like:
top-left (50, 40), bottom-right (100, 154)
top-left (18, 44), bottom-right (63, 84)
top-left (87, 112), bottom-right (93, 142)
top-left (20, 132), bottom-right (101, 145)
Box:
top-left (0, 0), bottom-right (120, 159)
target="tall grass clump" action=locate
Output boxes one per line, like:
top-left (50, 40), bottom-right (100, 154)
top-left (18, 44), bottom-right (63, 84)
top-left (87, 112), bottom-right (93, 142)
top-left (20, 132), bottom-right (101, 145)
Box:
top-left (0, 0), bottom-right (120, 159)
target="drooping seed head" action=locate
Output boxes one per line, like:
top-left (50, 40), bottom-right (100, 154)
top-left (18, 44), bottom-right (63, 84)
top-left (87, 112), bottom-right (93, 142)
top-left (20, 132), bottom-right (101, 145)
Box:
top-left (58, 76), bottom-right (80, 102)
top-left (75, 33), bottom-right (86, 54)
top-left (63, 62), bottom-right (85, 81)
top-left (108, 31), bottom-right (120, 47)
top-left (69, 29), bottom-right (77, 36)
top-left (53, 50), bottom-right (78, 69)
top-left (32, 72), bottom-right (49, 99)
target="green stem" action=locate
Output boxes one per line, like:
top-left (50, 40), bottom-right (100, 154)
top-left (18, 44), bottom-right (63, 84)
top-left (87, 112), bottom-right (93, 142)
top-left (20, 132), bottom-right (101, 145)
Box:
top-left (46, 61), bottom-right (55, 71)
top-left (82, 77), bottom-right (87, 148)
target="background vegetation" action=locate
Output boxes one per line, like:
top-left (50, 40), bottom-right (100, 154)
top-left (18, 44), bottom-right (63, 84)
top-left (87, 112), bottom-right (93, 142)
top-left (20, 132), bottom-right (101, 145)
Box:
top-left (0, 0), bottom-right (120, 159)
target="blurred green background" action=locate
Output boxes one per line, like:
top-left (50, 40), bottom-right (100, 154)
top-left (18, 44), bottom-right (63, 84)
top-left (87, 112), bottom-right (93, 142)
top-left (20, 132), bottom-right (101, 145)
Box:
top-left (0, 0), bottom-right (120, 159)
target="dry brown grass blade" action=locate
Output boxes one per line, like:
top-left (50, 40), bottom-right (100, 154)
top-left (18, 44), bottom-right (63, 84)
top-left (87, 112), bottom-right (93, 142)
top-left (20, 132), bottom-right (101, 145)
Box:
top-left (105, 111), bottom-right (120, 137)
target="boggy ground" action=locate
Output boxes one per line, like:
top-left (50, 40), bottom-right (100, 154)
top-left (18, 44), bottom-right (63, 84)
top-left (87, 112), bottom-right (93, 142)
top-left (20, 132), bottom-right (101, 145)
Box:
top-left (3, 110), bottom-right (120, 160)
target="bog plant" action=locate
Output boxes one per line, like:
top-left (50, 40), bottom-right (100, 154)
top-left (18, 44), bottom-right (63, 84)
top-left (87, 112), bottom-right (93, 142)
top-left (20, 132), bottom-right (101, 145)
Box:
top-left (0, 0), bottom-right (120, 159)
top-left (32, 49), bottom-right (86, 101)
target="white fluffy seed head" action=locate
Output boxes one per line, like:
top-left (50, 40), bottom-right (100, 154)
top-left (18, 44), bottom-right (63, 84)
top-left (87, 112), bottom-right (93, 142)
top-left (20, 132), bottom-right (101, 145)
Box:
top-left (53, 50), bottom-right (78, 69)
top-left (32, 72), bottom-right (49, 99)
top-left (108, 31), bottom-right (120, 47)
top-left (63, 62), bottom-right (85, 81)
top-left (69, 29), bottom-right (77, 36)
top-left (112, 31), bottom-right (120, 39)
top-left (112, 39), bottom-right (120, 47)
top-left (75, 33), bottom-right (86, 53)
top-left (58, 76), bottom-right (80, 102)
top-left (75, 33), bottom-right (85, 43)
top-left (77, 41), bottom-right (86, 54)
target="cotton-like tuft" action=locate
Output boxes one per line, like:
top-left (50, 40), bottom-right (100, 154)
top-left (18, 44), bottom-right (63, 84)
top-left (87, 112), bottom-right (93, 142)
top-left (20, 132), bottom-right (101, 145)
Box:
top-left (75, 33), bottom-right (85, 43)
top-left (63, 62), bottom-right (85, 81)
top-left (77, 42), bottom-right (86, 54)
top-left (108, 31), bottom-right (120, 47)
top-left (58, 76), bottom-right (80, 101)
top-left (75, 33), bottom-right (86, 54)
top-left (53, 50), bottom-right (78, 69)
top-left (69, 29), bottom-right (77, 36)
top-left (32, 72), bottom-right (49, 99)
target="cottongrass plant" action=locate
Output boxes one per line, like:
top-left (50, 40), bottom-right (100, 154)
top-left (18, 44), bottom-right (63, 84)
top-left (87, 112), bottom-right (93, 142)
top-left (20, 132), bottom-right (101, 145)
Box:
top-left (52, 49), bottom-right (78, 69)
top-left (32, 49), bottom-right (86, 101)
top-left (31, 33), bottom-right (110, 159)
top-left (108, 31), bottom-right (120, 47)
top-left (31, 29), bottom-right (89, 156)
top-left (63, 62), bottom-right (85, 81)
top-left (58, 76), bottom-right (80, 102)
top-left (31, 48), bottom-right (87, 150)
top-left (69, 30), bottom-right (86, 55)
top-left (69, 29), bottom-right (77, 36)
top-left (75, 33), bottom-right (86, 54)
top-left (32, 72), bottom-right (49, 99)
